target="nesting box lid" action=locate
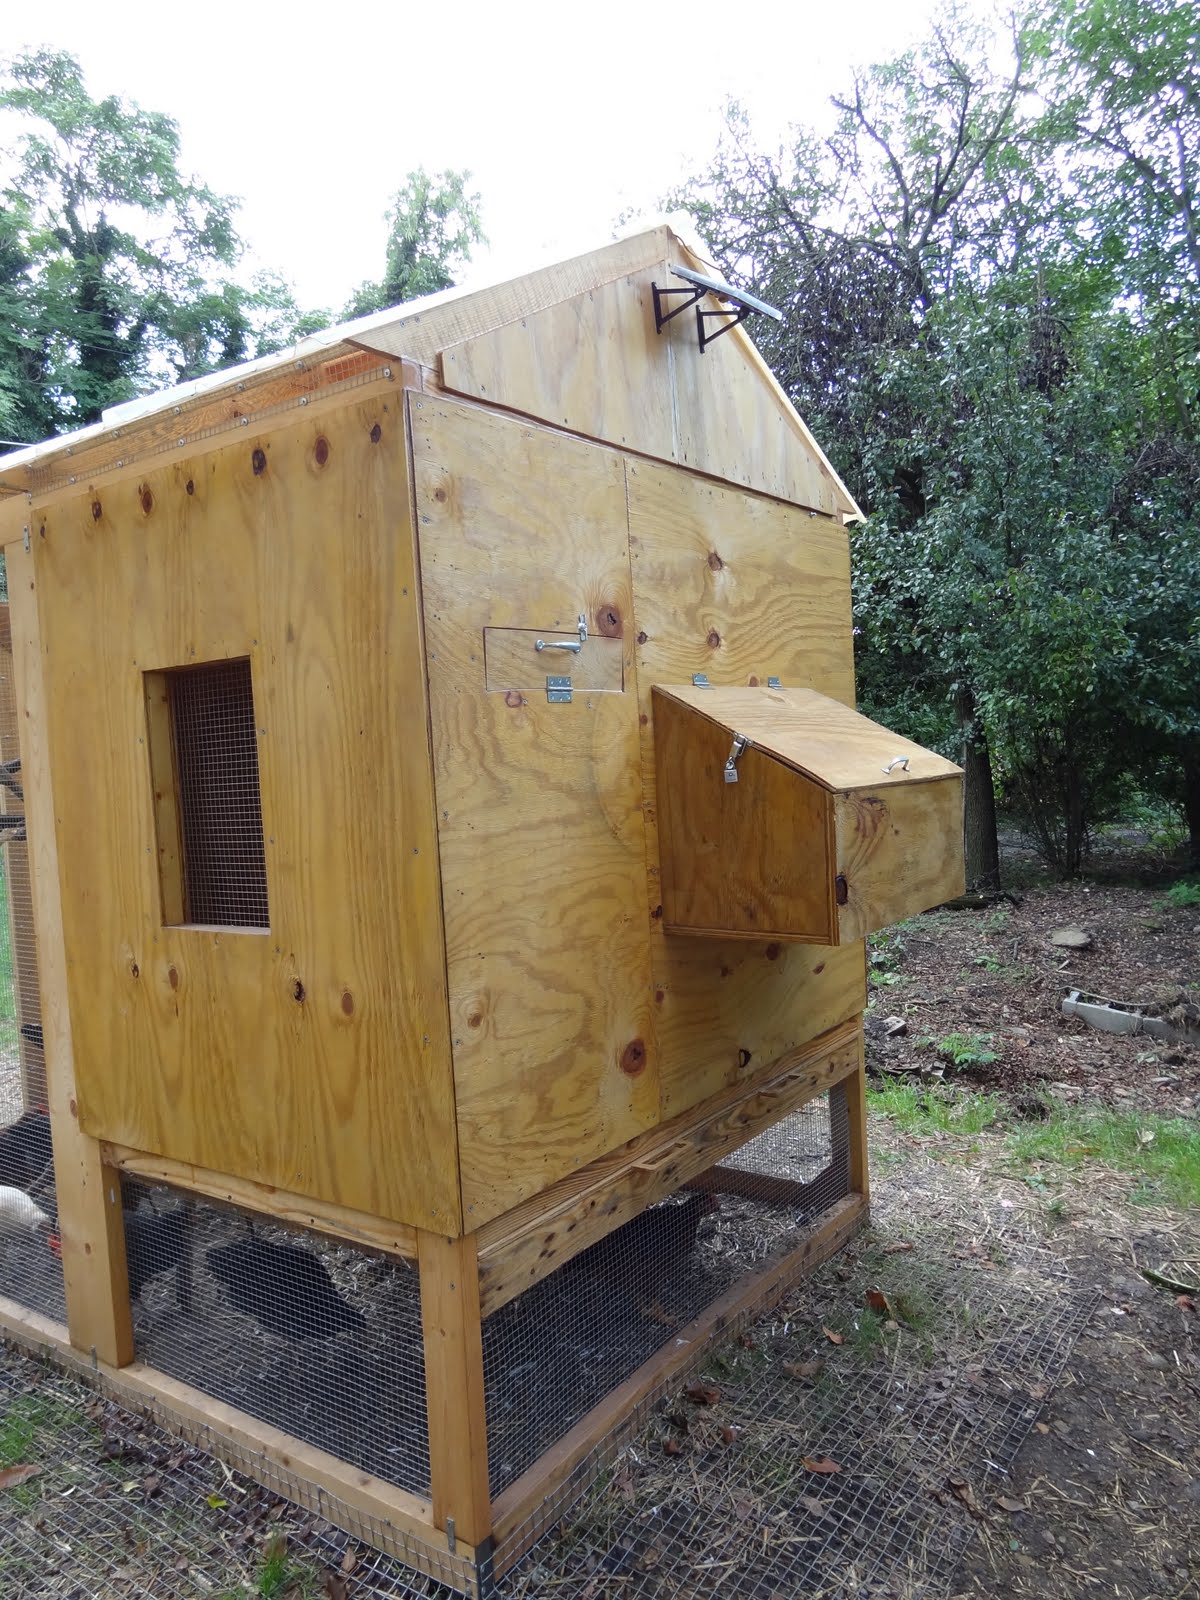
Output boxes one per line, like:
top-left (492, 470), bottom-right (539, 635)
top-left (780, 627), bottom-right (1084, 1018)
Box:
top-left (653, 684), bottom-right (962, 791)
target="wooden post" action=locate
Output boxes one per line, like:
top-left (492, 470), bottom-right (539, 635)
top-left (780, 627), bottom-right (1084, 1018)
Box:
top-left (6, 540), bottom-right (134, 1367)
top-left (418, 1228), bottom-right (492, 1549)
top-left (846, 1030), bottom-right (870, 1204)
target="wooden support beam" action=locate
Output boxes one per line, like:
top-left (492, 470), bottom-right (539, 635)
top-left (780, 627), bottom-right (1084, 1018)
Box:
top-left (102, 1143), bottom-right (419, 1260)
top-left (845, 1037), bottom-right (870, 1203)
top-left (418, 1229), bottom-right (492, 1550)
top-left (476, 1020), bottom-right (861, 1315)
top-left (489, 1191), bottom-right (867, 1576)
top-left (6, 540), bottom-right (135, 1368)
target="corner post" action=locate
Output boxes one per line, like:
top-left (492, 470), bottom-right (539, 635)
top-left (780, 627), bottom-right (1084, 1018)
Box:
top-left (418, 1227), bottom-right (492, 1549)
top-left (6, 538), bottom-right (134, 1367)
top-left (846, 1026), bottom-right (870, 1204)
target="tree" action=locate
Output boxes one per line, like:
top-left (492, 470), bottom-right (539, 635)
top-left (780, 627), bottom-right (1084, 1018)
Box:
top-left (0, 49), bottom-right (302, 439)
top-left (345, 168), bottom-right (484, 318)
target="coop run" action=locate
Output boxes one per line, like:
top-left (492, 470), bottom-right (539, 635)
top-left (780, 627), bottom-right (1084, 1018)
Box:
top-left (0, 222), bottom-right (962, 1596)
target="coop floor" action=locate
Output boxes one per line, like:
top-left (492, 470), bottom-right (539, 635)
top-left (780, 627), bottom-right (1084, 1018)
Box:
top-left (1, 1119), bottom-right (1171, 1600)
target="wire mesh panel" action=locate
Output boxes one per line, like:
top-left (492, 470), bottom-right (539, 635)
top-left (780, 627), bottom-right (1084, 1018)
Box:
top-left (0, 650), bottom-right (65, 1326)
top-left (482, 1088), bottom-right (851, 1500)
top-left (121, 1181), bottom-right (431, 1496)
top-left (162, 657), bottom-right (270, 928)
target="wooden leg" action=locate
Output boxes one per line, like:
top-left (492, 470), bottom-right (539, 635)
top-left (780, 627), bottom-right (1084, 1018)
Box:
top-left (418, 1228), bottom-right (492, 1548)
top-left (7, 542), bottom-right (134, 1368)
top-left (846, 1032), bottom-right (870, 1203)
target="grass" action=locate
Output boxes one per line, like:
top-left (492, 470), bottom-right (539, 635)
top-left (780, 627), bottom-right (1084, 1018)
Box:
top-left (867, 1080), bottom-right (1005, 1136)
top-left (916, 1031), bottom-right (998, 1069)
top-left (1006, 1105), bottom-right (1200, 1209)
top-left (870, 1082), bottom-right (1200, 1210)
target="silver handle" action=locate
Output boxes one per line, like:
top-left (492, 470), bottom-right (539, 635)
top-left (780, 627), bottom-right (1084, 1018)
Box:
top-left (536, 638), bottom-right (583, 653)
top-left (882, 757), bottom-right (911, 774)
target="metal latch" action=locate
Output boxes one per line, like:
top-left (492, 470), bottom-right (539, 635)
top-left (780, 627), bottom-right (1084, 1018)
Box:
top-left (724, 734), bottom-right (750, 783)
top-left (535, 613), bottom-right (588, 653)
top-left (767, 676), bottom-right (782, 689)
top-left (546, 675), bottom-right (572, 704)
top-left (692, 673), bottom-right (711, 688)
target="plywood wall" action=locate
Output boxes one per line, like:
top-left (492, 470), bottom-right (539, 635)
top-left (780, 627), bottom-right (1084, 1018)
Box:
top-left (28, 385), bottom-right (460, 1228)
top-left (412, 396), bottom-right (865, 1224)
top-left (437, 266), bottom-right (845, 515)
top-left (410, 397), bottom-right (658, 1226)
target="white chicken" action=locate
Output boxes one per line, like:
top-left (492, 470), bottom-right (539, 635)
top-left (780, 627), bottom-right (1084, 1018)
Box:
top-left (0, 1184), bottom-right (53, 1241)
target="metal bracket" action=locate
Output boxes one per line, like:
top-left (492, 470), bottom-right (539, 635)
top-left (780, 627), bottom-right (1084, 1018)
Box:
top-left (692, 673), bottom-right (711, 688)
top-left (652, 281), bottom-right (706, 334)
top-left (724, 734), bottom-right (751, 783)
top-left (546, 676), bottom-right (572, 704)
top-left (697, 302), bottom-right (753, 352)
top-left (767, 676), bottom-right (782, 689)
top-left (446, 1517), bottom-right (456, 1553)
top-left (882, 756), bottom-right (911, 775)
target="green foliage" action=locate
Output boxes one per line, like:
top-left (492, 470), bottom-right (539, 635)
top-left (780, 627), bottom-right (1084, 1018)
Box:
top-left (670, 2), bottom-right (1200, 878)
top-left (0, 50), bottom-right (305, 438)
top-left (917, 1032), bottom-right (998, 1068)
top-left (345, 168), bottom-right (484, 318)
top-left (1160, 877), bottom-right (1200, 908)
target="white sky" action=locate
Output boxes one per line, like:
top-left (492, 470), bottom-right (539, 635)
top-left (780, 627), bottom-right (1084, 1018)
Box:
top-left (9, 0), bottom-right (945, 315)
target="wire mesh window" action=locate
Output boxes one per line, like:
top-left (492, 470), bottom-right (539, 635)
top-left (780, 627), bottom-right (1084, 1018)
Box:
top-left (122, 1181), bottom-right (431, 1498)
top-left (482, 1087), bottom-right (850, 1498)
top-left (150, 658), bottom-right (270, 929)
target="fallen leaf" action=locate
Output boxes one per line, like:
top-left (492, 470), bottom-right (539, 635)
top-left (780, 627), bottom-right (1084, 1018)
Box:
top-left (142, 1473), bottom-right (162, 1498)
top-left (736, 1332), bottom-right (756, 1350)
top-left (882, 1240), bottom-right (915, 1255)
top-left (732, 1495), bottom-right (756, 1522)
top-left (324, 1574), bottom-right (349, 1600)
top-left (948, 1475), bottom-right (985, 1517)
top-left (1034, 1422), bottom-right (1050, 1435)
top-left (783, 1359), bottom-right (826, 1382)
top-left (798, 1494), bottom-right (829, 1519)
top-left (864, 1288), bottom-right (897, 1319)
top-left (720, 1425), bottom-right (740, 1446)
top-left (0, 1464), bottom-right (41, 1490)
top-left (995, 1495), bottom-right (1029, 1513)
top-left (662, 1438), bottom-right (684, 1457)
top-left (802, 1456), bottom-right (842, 1475)
top-left (1177, 1295), bottom-right (1196, 1313)
top-left (822, 1327), bottom-right (845, 1346)
top-left (206, 1492), bottom-right (228, 1509)
top-left (1136, 1128), bottom-right (1156, 1147)
top-left (263, 1532), bottom-right (287, 1563)
top-left (685, 1382), bottom-right (720, 1407)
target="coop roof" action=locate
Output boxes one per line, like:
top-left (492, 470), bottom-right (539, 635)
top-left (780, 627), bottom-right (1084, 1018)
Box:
top-left (0, 217), bottom-right (861, 519)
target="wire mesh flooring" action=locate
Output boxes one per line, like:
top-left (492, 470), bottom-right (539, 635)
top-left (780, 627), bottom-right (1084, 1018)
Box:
top-left (0, 1152), bottom-right (1096, 1600)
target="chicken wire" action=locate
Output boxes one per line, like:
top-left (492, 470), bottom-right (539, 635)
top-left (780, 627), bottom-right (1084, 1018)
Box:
top-left (0, 737), bottom-right (64, 1329)
top-left (482, 1086), bottom-right (850, 1501)
top-left (121, 1180), bottom-right (432, 1497)
top-left (165, 657), bottom-right (270, 928)
top-left (0, 1156), bottom-right (1097, 1600)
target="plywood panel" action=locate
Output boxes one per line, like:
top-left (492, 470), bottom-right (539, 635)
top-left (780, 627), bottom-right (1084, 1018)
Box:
top-left (410, 397), bottom-right (657, 1225)
top-left (836, 779), bottom-right (965, 943)
top-left (625, 457), bottom-right (863, 1119)
top-left (31, 385), bottom-right (459, 1228)
top-left (483, 627), bottom-right (623, 693)
top-left (440, 267), bottom-right (676, 461)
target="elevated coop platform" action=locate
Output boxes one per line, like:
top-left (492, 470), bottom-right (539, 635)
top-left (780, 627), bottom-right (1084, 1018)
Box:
top-left (0, 221), bottom-right (960, 1596)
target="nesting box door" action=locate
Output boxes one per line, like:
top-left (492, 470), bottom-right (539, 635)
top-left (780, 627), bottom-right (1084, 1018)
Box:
top-left (653, 684), bottom-right (964, 943)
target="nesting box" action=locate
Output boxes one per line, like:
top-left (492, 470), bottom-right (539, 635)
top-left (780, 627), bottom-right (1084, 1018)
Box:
top-left (0, 221), bottom-right (962, 1594)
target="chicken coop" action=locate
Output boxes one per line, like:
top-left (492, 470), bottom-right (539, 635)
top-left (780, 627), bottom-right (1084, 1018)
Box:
top-left (0, 220), bottom-right (963, 1595)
